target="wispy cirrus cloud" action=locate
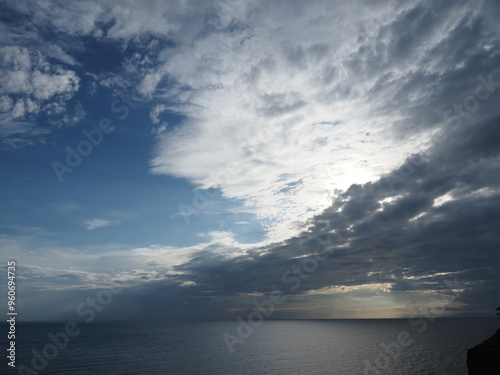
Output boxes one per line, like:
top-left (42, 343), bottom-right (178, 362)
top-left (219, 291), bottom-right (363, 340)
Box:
top-left (82, 218), bottom-right (118, 230)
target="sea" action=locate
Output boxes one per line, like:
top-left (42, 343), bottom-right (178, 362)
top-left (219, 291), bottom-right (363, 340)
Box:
top-left (2, 318), bottom-right (498, 375)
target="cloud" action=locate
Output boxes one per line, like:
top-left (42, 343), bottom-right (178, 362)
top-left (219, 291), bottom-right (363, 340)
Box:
top-left (0, 46), bottom-right (80, 100)
top-left (84, 219), bottom-right (117, 230)
top-left (0, 44), bottom-right (81, 144)
top-left (0, 0), bottom-right (218, 146)
top-left (139, 0), bottom-right (500, 243)
top-left (0, 96), bottom-right (13, 112)
top-left (109, 95), bottom-right (498, 318)
top-left (149, 104), bottom-right (168, 124)
top-left (1, 0), bottom-right (215, 43)
top-left (6, 113), bottom-right (500, 318)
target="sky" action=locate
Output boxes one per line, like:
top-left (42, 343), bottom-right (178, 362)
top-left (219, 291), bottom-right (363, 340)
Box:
top-left (1, 0), bottom-right (500, 321)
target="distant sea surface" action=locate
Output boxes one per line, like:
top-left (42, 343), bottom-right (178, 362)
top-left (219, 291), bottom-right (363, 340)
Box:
top-left (3, 318), bottom-right (499, 374)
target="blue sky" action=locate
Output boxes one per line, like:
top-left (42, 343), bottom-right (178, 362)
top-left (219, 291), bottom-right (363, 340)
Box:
top-left (1, 0), bottom-right (500, 321)
top-left (0, 35), bottom-right (261, 249)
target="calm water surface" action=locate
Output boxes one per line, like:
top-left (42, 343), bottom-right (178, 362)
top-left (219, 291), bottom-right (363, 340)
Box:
top-left (3, 319), bottom-right (498, 374)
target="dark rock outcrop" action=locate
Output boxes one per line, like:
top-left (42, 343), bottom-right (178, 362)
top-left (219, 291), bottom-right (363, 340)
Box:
top-left (467, 328), bottom-right (500, 374)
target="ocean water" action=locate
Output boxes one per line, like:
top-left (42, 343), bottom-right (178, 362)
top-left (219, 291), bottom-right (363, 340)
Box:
top-left (3, 318), bottom-right (499, 375)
